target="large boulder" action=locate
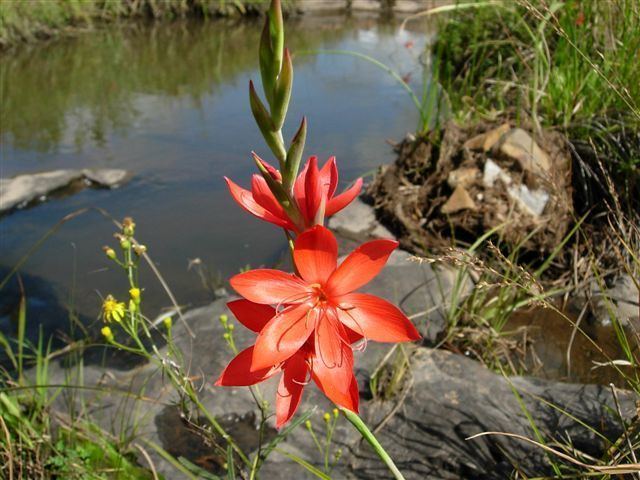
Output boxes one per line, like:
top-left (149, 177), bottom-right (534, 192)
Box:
top-left (351, 348), bottom-right (638, 479)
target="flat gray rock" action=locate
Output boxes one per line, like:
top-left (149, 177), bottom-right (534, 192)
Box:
top-left (329, 197), bottom-right (394, 241)
top-left (351, 348), bottom-right (637, 479)
top-left (0, 168), bottom-right (129, 214)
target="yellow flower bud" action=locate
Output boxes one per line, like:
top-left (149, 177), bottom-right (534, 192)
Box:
top-left (103, 246), bottom-right (116, 260)
top-left (219, 314), bottom-right (228, 325)
top-left (304, 420), bottom-right (312, 429)
top-left (134, 244), bottom-right (147, 256)
top-left (223, 333), bottom-right (230, 340)
top-left (101, 326), bottom-right (114, 342)
top-left (129, 288), bottom-right (141, 303)
top-left (323, 412), bottom-right (331, 423)
top-left (228, 323), bottom-right (235, 331)
top-left (122, 217), bottom-right (136, 236)
top-left (333, 408), bottom-right (339, 418)
top-left (163, 316), bottom-right (173, 330)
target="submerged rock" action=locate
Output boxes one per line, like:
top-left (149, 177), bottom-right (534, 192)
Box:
top-left (0, 168), bottom-right (129, 215)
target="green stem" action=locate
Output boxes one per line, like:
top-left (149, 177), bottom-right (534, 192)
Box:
top-left (340, 408), bottom-right (405, 480)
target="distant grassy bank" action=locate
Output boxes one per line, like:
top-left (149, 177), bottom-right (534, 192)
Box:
top-left (0, 0), bottom-right (274, 48)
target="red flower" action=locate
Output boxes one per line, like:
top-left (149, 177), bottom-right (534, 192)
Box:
top-left (229, 226), bottom-right (421, 373)
top-left (225, 156), bottom-right (362, 233)
top-left (215, 299), bottom-right (359, 428)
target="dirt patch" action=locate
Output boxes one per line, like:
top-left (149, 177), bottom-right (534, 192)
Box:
top-left (367, 121), bottom-right (573, 254)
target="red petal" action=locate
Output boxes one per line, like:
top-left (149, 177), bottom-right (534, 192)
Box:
top-left (230, 269), bottom-right (311, 305)
top-left (251, 175), bottom-right (291, 227)
top-left (293, 225), bottom-right (338, 284)
top-left (314, 308), bottom-right (346, 370)
top-left (325, 177), bottom-right (363, 217)
top-left (311, 342), bottom-right (358, 412)
top-left (293, 159), bottom-right (310, 220)
top-left (335, 293), bottom-right (421, 342)
top-left (252, 303), bottom-right (316, 370)
top-left (225, 177), bottom-right (290, 228)
top-left (325, 239), bottom-right (398, 296)
top-left (227, 299), bottom-right (275, 333)
top-left (276, 353), bottom-right (308, 428)
top-left (319, 156), bottom-right (338, 198)
top-left (304, 156), bottom-right (323, 224)
top-left (215, 346), bottom-right (280, 386)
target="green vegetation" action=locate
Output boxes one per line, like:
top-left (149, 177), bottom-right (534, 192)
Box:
top-left (431, 0), bottom-right (639, 211)
top-left (0, 0), bottom-right (272, 48)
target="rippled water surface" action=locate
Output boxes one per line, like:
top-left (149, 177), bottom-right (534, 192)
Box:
top-left (1, 15), bottom-right (428, 332)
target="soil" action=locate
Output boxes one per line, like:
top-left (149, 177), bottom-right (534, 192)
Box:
top-left (367, 121), bottom-right (573, 254)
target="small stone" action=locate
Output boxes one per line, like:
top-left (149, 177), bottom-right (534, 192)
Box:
top-left (447, 167), bottom-right (480, 189)
top-left (499, 128), bottom-right (551, 174)
top-left (483, 158), bottom-right (512, 188)
top-left (441, 185), bottom-right (477, 214)
top-left (463, 123), bottom-right (510, 151)
top-left (507, 184), bottom-right (549, 217)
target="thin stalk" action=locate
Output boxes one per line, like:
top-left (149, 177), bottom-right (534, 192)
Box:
top-left (340, 408), bottom-right (405, 480)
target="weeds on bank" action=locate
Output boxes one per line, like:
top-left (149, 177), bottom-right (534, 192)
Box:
top-left (0, 0), bottom-right (274, 47)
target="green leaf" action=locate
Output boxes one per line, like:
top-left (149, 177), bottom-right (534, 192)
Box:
top-left (261, 408), bottom-right (316, 460)
top-left (274, 448), bottom-right (331, 480)
top-left (226, 444), bottom-right (235, 480)
top-left (283, 116), bottom-right (306, 191)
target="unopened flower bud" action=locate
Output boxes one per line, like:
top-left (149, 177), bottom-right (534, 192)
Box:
top-left (219, 314), bottom-right (228, 326)
top-left (163, 316), bottom-right (173, 330)
top-left (122, 217), bottom-right (136, 236)
top-left (134, 244), bottom-right (147, 255)
top-left (120, 239), bottom-right (131, 250)
top-left (101, 326), bottom-right (114, 342)
top-left (333, 408), bottom-right (339, 418)
top-left (103, 246), bottom-right (116, 260)
top-left (304, 420), bottom-right (312, 429)
top-left (129, 300), bottom-right (137, 313)
top-left (228, 323), bottom-right (235, 331)
top-left (223, 332), bottom-right (230, 340)
top-left (129, 287), bottom-right (141, 304)
top-left (323, 412), bottom-right (331, 423)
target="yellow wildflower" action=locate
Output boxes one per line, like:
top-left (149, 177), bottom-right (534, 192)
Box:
top-left (101, 326), bottom-right (114, 342)
top-left (102, 295), bottom-right (126, 323)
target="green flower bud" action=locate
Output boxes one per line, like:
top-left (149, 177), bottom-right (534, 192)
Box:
top-left (103, 246), bottom-right (116, 260)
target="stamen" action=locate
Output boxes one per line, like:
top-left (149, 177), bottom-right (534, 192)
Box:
top-left (275, 290), bottom-right (314, 314)
top-left (335, 305), bottom-right (368, 352)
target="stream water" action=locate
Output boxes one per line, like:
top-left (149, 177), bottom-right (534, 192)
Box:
top-left (1, 14), bottom-right (427, 337)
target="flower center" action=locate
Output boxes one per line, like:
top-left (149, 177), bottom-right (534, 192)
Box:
top-left (309, 283), bottom-right (328, 302)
